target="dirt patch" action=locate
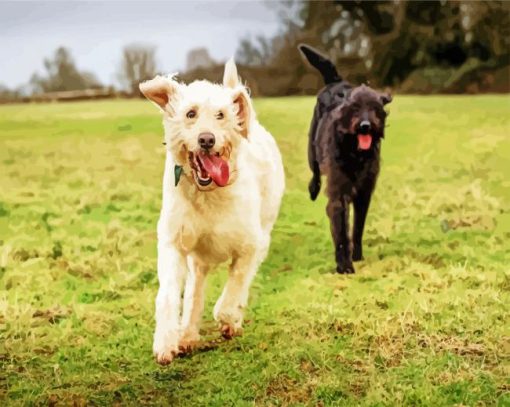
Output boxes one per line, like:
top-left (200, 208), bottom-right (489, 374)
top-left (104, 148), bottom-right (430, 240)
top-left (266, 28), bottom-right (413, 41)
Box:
top-left (372, 335), bottom-right (406, 368)
top-left (263, 374), bottom-right (315, 405)
top-left (335, 355), bottom-right (370, 375)
top-left (418, 334), bottom-right (486, 356)
top-left (32, 307), bottom-right (70, 324)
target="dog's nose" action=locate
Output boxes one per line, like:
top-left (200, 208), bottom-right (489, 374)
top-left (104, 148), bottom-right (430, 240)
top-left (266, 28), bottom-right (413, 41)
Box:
top-left (198, 132), bottom-right (215, 150)
top-left (359, 121), bottom-right (371, 134)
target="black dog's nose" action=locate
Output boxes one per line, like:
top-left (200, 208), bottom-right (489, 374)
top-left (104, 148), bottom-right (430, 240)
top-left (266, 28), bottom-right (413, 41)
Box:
top-left (359, 121), bottom-right (371, 134)
top-left (198, 132), bottom-right (215, 150)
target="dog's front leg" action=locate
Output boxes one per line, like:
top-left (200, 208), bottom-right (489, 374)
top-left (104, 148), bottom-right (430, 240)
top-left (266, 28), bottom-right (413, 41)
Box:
top-left (326, 197), bottom-right (354, 274)
top-left (353, 189), bottom-right (373, 261)
top-left (213, 240), bottom-right (267, 339)
top-left (179, 259), bottom-right (208, 353)
top-left (153, 243), bottom-right (187, 365)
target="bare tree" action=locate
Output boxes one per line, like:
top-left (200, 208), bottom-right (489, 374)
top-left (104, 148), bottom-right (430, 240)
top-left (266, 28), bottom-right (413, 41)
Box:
top-left (186, 48), bottom-right (216, 71)
top-left (118, 44), bottom-right (158, 96)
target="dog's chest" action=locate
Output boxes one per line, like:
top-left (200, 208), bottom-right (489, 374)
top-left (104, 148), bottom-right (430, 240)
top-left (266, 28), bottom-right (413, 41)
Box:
top-left (168, 195), bottom-right (254, 263)
top-left (333, 152), bottom-right (380, 193)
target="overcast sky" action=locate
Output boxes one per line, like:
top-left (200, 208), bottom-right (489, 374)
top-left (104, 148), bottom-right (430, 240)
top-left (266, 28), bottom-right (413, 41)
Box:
top-left (0, 1), bottom-right (281, 89)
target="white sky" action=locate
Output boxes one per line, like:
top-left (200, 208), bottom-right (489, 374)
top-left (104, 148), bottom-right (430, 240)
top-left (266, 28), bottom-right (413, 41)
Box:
top-left (0, 1), bottom-right (281, 88)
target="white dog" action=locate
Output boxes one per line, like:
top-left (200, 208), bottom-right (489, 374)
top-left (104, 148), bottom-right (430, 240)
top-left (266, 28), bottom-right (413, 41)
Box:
top-left (140, 59), bottom-right (285, 364)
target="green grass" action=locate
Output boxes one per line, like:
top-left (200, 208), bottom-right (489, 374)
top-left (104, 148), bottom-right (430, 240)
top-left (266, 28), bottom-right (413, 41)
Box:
top-left (0, 96), bottom-right (509, 406)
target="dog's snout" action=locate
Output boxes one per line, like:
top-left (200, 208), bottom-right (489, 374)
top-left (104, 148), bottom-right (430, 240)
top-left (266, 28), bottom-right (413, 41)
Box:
top-left (359, 121), bottom-right (371, 134)
top-left (198, 132), bottom-right (215, 150)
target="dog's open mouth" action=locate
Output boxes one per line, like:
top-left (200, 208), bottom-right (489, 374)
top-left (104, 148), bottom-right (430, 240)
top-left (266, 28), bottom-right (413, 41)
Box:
top-left (357, 134), bottom-right (372, 150)
top-left (189, 151), bottom-right (230, 187)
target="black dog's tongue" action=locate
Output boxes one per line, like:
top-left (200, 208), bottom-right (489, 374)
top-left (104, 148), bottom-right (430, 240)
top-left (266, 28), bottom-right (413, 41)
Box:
top-left (357, 134), bottom-right (372, 150)
top-left (197, 152), bottom-right (229, 187)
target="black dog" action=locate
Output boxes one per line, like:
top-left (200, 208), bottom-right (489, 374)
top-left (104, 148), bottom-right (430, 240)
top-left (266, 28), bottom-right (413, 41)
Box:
top-left (299, 44), bottom-right (392, 274)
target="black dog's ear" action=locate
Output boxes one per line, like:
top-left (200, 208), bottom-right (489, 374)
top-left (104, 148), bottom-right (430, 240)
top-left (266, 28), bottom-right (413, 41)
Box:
top-left (380, 92), bottom-right (392, 105)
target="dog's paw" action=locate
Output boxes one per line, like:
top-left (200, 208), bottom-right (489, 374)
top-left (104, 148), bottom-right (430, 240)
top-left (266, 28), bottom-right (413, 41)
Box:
top-left (178, 330), bottom-right (201, 354)
top-left (352, 251), bottom-right (364, 262)
top-left (308, 176), bottom-right (321, 201)
top-left (220, 323), bottom-right (243, 340)
top-left (153, 331), bottom-right (180, 365)
top-left (214, 307), bottom-right (244, 339)
top-left (352, 245), bottom-right (365, 261)
top-left (336, 264), bottom-right (355, 274)
top-left (154, 345), bottom-right (179, 365)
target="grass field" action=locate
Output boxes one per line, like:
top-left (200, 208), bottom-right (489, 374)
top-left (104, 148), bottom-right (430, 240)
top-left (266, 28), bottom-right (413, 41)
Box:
top-left (0, 95), bottom-right (509, 406)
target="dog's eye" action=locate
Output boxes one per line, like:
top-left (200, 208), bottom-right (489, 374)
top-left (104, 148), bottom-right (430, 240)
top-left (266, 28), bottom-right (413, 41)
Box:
top-left (186, 110), bottom-right (197, 119)
top-left (216, 111), bottom-right (224, 120)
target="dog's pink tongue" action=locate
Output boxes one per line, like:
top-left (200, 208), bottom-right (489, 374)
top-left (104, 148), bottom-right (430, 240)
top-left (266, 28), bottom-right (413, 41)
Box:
top-left (358, 134), bottom-right (372, 150)
top-left (198, 152), bottom-right (230, 187)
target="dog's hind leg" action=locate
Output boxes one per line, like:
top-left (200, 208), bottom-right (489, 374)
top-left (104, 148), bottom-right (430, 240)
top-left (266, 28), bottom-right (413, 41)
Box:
top-left (309, 162), bottom-right (321, 201)
top-left (326, 197), bottom-right (355, 274)
top-left (353, 189), bottom-right (373, 262)
top-left (179, 258), bottom-right (208, 353)
top-left (213, 236), bottom-right (269, 339)
top-left (153, 243), bottom-right (187, 365)
top-left (308, 107), bottom-right (322, 201)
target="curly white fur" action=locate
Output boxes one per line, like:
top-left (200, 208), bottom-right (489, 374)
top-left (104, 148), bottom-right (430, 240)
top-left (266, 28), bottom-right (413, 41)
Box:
top-left (140, 59), bottom-right (285, 364)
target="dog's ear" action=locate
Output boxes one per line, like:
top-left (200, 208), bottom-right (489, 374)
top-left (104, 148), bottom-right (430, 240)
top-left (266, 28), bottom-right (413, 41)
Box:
top-left (224, 58), bottom-right (251, 136)
top-left (231, 86), bottom-right (252, 137)
top-left (380, 92), bottom-right (392, 105)
top-left (223, 57), bottom-right (240, 89)
top-left (139, 75), bottom-right (179, 112)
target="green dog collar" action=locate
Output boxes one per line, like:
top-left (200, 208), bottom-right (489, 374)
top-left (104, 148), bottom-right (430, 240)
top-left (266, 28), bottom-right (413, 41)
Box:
top-left (174, 165), bottom-right (183, 186)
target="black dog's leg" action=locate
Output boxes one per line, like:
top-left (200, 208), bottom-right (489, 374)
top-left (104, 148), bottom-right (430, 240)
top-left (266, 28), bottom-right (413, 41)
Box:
top-left (308, 108), bottom-right (321, 201)
top-left (352, 189), bottom-right (372, 261)
top-left (326, 197), bottom-right (354, 274)
top-left (309, 162), bottom-right (321, 201)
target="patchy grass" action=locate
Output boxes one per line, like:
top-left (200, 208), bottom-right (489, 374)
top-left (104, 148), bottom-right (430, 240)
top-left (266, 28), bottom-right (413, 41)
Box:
top-left (0, 95), bottom-right (509, 406)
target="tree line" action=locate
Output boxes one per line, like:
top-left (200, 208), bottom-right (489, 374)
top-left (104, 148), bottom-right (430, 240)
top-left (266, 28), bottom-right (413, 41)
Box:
top-left (233, 0), bottom-right (509, 94)
top-left (1, 0), bottom-right (508, 102)
top-left (0, 44), bottom-right (159, 101)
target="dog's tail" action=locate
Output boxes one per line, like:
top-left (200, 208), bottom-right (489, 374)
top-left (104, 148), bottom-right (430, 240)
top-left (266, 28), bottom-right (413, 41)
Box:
top-left (298, 44), bottom-right (342, 85)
